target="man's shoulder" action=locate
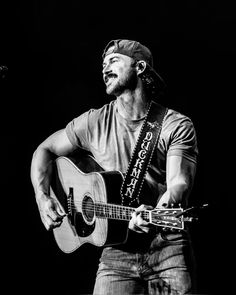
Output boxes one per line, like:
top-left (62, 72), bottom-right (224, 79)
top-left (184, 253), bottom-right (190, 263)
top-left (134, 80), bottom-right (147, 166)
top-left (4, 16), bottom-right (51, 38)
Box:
top-left (88, 100), bottom-right (116, 117)
top-left (161, 106), bottom-right (196, 138)
top-left (152, 101), bottom-right (190, 122)
top-left (165, 107), bottom-right (193, 125)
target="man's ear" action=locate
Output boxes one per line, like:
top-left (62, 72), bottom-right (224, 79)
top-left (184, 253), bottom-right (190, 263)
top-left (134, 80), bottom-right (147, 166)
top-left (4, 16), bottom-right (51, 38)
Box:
top-left (136, 60), bottom-right (147, 75)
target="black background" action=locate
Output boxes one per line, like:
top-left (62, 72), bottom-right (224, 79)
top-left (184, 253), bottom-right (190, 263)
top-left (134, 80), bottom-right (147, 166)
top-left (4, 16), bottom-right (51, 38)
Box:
top-left (1, 1), bottom-right (235, 294)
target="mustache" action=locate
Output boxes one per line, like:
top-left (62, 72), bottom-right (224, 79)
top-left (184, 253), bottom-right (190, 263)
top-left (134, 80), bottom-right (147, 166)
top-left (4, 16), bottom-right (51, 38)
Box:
top-left (103, 72), bottom-right (117, 83)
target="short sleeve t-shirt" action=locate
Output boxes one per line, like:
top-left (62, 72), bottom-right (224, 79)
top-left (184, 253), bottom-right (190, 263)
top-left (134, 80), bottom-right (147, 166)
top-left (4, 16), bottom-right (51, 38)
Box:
top-left (65, 99), bottom-right (198, 202)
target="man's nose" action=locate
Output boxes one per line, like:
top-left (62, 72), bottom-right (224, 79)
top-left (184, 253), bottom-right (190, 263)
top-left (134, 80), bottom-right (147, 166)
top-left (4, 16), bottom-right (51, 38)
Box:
top-left (102, 63), bottom-right (111, 75)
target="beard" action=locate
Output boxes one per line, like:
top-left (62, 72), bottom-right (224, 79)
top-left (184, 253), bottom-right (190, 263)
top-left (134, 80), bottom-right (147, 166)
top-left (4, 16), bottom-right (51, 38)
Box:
top-left (106, 68), bottom-right (138, 96)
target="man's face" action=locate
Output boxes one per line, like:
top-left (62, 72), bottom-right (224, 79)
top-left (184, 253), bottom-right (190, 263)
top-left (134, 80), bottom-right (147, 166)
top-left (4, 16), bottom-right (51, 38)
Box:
top-left (102, 51), bottom-right (138, 96)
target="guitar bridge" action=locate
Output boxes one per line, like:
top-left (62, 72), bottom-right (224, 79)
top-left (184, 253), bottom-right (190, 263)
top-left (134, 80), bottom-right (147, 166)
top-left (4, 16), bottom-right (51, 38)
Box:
top-left (67, 187), bottom-right (75, 225)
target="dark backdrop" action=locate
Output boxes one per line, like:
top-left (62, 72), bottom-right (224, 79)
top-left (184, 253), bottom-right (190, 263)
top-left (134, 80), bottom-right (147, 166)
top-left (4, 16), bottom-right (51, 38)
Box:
top-left (1, 1), bottom-right (235, 294)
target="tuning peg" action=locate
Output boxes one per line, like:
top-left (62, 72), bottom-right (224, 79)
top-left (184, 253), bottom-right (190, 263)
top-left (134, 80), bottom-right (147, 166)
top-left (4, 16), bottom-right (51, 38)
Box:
top-left (184, 217), bottom-right (199, 222)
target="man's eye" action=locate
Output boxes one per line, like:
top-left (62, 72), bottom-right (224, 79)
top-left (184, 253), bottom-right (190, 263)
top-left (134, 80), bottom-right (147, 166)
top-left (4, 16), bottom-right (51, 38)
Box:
top-left (111, 58), bottom-right (118, 63)
top-left (102, 58), bottom-right (118, 69)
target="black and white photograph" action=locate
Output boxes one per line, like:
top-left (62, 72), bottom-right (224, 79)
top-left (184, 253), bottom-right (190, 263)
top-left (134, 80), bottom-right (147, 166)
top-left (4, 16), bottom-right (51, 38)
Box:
top-left (2, 1), bottom-right (234, 294)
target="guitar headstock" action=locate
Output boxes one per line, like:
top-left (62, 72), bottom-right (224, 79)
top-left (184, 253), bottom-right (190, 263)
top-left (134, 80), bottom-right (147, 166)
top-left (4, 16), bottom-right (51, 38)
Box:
top-left (150, 207), bottom-right (185, 230)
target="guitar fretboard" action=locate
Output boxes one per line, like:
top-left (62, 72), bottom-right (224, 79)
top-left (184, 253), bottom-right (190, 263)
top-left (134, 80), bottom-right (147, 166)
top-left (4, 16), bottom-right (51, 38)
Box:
top-left (93, 202), bottom-right (184, 229)
top-left (94, 203), bottom-right (149, 221)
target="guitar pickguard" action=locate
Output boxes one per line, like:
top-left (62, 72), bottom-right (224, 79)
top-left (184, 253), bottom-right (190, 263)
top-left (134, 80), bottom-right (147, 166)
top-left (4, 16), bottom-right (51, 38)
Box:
top-left (73, 212), bottom-right (95, 237)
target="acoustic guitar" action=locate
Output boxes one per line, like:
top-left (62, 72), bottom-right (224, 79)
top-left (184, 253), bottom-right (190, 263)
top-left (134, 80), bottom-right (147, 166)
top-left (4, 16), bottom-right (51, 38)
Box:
top-left (50, 155), bottom-right (192, 253)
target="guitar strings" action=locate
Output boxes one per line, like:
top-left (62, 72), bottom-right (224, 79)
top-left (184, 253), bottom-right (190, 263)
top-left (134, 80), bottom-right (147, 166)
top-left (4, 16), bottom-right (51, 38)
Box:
top-left (58, 201), bottom-right (182, 222)
top-left (66, 202), bottom-right (180, 213)
top-left (67, 201), bottom-right (182, 214)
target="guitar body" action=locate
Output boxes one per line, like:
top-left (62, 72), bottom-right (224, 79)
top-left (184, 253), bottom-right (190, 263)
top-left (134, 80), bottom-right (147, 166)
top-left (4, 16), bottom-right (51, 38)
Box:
top-left (50, 155), bottom-right (128, 253)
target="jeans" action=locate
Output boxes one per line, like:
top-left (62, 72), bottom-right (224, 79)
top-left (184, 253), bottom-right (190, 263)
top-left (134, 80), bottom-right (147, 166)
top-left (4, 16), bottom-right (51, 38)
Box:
top-left (93, 231), bottom-right (196, 295)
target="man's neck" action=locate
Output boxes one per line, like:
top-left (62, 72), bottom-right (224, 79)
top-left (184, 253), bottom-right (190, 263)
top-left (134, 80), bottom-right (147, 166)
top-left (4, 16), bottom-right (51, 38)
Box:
top-left (116, 89), bottom-right (150, 120)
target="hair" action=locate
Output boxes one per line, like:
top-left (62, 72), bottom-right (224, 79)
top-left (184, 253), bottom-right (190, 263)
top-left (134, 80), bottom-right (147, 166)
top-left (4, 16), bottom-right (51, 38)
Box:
top-left (139, 64), bottom-right (167, 100)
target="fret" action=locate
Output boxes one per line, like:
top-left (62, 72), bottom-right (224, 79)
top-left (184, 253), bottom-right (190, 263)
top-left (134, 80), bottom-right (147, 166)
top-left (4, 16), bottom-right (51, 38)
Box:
top-left (95, 202), bottom-right (134, 221)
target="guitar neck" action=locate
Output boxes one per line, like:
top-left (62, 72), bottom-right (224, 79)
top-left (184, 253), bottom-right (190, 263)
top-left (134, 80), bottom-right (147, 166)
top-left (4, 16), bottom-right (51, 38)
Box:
top-left (95, 202), bottom-right (146, 222)
top-left (94, 202), bottom-right (185, 230)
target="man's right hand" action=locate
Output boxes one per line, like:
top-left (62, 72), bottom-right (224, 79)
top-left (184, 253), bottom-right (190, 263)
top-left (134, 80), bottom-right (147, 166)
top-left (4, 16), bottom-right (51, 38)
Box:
top-left (36, 192), bottom-right (66, 230)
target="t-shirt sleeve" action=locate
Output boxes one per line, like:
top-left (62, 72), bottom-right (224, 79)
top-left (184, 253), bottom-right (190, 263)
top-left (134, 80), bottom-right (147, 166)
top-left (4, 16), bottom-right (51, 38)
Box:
top-left (164, 112), bottom-right (198, 163)
top-left (65, 110), bottom-right (92, 151)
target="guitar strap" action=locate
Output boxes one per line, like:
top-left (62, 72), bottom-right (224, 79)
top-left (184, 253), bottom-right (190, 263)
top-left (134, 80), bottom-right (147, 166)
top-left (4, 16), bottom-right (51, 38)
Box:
top-left (120, 100), bottom-right (167, 206)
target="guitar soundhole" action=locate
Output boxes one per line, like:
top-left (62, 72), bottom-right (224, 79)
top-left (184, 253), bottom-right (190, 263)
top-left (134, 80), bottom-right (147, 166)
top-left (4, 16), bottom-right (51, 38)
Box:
top-left (82, 194), bottom-right (95, 224)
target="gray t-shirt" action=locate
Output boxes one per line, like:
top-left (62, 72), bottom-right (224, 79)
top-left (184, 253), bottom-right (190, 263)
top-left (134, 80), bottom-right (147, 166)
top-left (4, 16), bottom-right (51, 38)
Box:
top-left (66, 99), bottom-right (198, 203)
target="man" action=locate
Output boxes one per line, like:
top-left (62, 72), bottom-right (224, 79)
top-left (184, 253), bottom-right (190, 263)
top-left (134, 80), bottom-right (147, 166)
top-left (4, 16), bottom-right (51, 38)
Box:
top-left (31, 39), bottom-right (198, 294)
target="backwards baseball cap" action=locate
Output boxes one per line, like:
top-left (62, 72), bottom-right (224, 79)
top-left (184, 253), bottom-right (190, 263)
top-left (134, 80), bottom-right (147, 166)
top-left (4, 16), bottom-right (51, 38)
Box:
top-left (102, 39), bottom-right (166, 89)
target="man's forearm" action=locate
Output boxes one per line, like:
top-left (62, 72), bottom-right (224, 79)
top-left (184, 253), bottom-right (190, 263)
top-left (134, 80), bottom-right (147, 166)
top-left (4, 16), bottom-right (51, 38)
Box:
top-left (30, 147), bottom-right (56, 199)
